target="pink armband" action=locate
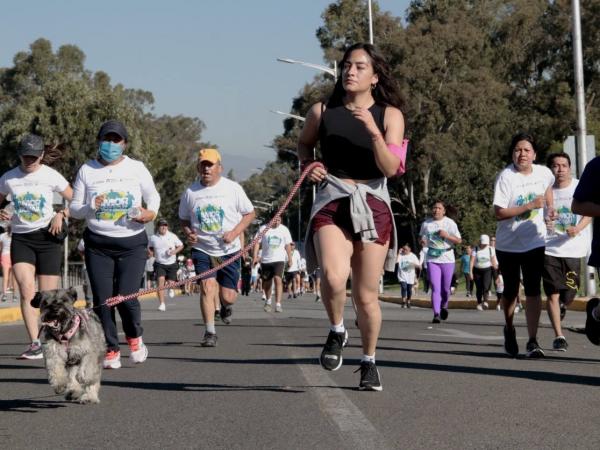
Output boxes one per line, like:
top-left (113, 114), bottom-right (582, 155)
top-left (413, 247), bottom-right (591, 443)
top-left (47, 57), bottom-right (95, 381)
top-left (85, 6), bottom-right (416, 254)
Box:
top-left (387, 139), bottom-right (408, 176)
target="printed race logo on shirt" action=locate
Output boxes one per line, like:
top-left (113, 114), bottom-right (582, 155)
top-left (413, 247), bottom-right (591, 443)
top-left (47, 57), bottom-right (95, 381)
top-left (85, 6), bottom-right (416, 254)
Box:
top-left (267, 235), bottom-right (283, 249)
top-left (195, 205), bottom-right (224, 233)
top-left (96, 190), bottom-right (134, 221)
top-left (554, 206), bottom-right (577, 233)
top-left (515, 193), bottom-right (539, 222)
top-left (14, 192), bottom-right (46, 222)
top-left (426, 231), bottom-right (444, 249)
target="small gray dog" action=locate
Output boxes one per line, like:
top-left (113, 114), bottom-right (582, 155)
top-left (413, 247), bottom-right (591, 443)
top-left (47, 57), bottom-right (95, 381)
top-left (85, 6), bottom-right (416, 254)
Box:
top-left (32, 288), bottom-right (105, 404)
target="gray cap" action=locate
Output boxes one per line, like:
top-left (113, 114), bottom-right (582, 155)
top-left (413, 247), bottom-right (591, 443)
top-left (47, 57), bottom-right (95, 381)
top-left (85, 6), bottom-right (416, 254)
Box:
top-left (97, 120), bottom-right (129, 141)
top-left (18, 134), bottom-right (44, 157)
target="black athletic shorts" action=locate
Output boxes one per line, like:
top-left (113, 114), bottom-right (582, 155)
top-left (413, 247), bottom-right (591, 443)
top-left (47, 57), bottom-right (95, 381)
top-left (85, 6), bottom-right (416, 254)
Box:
top-left (496, 246), bottom-right (544, 299)
top-left (542, 255), bottom-right (580, 303)
top-left (285, 270), bottom-right (299, 283)
top-left (11, 229), bottom-right (62, 276)
top-left (154, 261), bottom-right (178, 281)
top-left (261, 262), bottom-right (285, 281)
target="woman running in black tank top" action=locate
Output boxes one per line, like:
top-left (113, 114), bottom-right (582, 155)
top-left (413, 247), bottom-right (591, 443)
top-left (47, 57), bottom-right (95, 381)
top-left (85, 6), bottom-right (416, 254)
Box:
top-left (297, 43), bottom-right (405, 391)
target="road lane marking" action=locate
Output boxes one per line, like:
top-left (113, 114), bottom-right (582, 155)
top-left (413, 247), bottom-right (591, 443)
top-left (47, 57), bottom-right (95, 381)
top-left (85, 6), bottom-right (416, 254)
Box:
top-left (422, 328), bottom-right (502, 340)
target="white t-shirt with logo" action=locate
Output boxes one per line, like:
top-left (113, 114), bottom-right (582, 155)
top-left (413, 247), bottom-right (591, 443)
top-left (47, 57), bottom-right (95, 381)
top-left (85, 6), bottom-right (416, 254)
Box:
top-left (396, 252), bottom-right (420, 284)
top-left (473, 245), bottom-right (496, 269)
top-left (545, 178), bottom-right (591, 258)
top-left (0, 232), bottom-right (11, 255)
top-left (257, 224), bottom-right (292, 263)
top-left (149, 231), bottom-right (184, 265)
top-left (493, 164), bottom-right (555, 253)
top-left (286, 249), bottom-right (302, 272)
top-left (419, 217), bottom-right (461, 263)
top-left (0, 165), bottom-right (69, 234)
top-left (70, 156), bottom-right (161, 238)
top-left (178, 177), bottom-right (254, 257)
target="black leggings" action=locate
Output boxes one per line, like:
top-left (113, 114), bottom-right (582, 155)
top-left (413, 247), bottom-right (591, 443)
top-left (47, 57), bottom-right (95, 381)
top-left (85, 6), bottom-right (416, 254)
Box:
top-left (84, 228), bottom-right (147, 351)
top-left (473, 267), bottom-right (492, 303)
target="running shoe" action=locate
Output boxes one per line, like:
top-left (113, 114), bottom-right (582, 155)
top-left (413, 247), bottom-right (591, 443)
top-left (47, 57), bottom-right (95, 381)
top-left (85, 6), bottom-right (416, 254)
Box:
top-left (356, 361), bottom-right (382, 391)
top-left (168, 289), bottom-right (175, 298)
top-left (552, 336), bottom-right (568, 352)
top-left (264, 302), bottom-right (272, 312)
top-left (315, 295), bottom-right (321, 303)
top-left (158, 303), bottom-right (166, 312)
top-left (214, 310), bottom-right (221, 322)
top-left (503, 325), bottom-right (518, 357)
top-left (406, 300), bottom-right (411, 309)
top-left (319, 329), bottom-right (348, 371)
top-left (432, 315), bottom-right (441, 324)
top-left (514, 304), bottom-right (521, 314)
top-left (1, 294), bottom-right (6, 302)
top-left (103, 350), bottom-right (121, 369)
top-left (19, 342), bottom-right (43, 360)
top-left (127, 336), bottom-right (148, 364)
top-left (585, 298), bottom-right (600, 345)
top-left (220, 303), bottom-right (233, 325)
top-left (476, 304), bottom-right (484, 311)
top-left (275, 303), bottom-right (283, 313)
top-left (482, 301), bottom-right (489, 309)
top-left (496, 303), bottom-right (501, 311)
top-left (201, 332), bottom-right (218, 347)
top-left (525, 338), bottom-right (544, 359)
top-left (440, 308), bottom-right (449, 320)
top-left (559, 302), bottom-right (566, 321)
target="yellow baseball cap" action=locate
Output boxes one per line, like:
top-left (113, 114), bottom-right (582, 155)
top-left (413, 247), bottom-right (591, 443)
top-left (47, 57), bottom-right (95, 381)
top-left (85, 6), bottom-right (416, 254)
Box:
top-left (198, 148), bottom-right (221, 164)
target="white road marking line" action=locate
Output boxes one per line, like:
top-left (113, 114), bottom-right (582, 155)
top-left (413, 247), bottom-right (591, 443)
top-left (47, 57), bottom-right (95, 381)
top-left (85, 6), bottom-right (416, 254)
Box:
top-left (422, 328), bottom-right (502, 340)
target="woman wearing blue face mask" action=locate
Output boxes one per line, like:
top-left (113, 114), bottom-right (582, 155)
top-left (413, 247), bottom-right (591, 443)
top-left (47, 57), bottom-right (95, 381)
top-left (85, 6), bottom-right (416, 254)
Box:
top-left (69, 120), bottom-right (161, 370)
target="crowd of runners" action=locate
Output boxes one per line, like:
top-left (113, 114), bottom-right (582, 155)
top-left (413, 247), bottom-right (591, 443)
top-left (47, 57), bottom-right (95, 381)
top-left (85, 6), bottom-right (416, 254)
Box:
top-left (2, 42), bottom-right (600, 392)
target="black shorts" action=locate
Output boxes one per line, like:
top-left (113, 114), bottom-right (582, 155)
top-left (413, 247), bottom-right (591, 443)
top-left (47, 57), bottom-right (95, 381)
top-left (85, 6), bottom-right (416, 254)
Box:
top-left (542, 255), bottom-right (580, 303)
top-left (154, 262), bottom-right (178, 281)
top-left (261, 262), bottom-right (285, 281)
top-left (496, 247), bottom-right (545, 299)
top-left (11, 229), bottom-right (62, 276)
top-left (285, 270), bottom-right (299, 282)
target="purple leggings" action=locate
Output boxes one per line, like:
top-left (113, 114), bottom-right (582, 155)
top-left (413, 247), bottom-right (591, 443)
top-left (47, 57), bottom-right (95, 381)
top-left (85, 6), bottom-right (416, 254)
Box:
top-left (427, 261), bottom-right (455, 315)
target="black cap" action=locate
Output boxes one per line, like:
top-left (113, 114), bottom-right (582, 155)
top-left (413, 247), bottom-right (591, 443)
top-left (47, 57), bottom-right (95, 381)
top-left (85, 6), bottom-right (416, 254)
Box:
top-left (18, 134), bottom-right (44, 157)
top-left (157, 219), bottom-right (168, 226)
top-left (97, 120), bottom-right (128, 142)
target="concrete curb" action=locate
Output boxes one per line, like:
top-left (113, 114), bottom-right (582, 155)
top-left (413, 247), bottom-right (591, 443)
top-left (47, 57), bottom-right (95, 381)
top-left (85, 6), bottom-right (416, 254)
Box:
top-left (379, 294), bottom-right (590, 312)
top-left (0, 291), bottom-right (179, 324)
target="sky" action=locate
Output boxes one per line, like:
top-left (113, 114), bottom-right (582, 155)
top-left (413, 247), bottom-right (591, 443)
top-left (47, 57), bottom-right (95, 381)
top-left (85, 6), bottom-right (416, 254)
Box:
top-left (0, 0), bottom-right (410, 180)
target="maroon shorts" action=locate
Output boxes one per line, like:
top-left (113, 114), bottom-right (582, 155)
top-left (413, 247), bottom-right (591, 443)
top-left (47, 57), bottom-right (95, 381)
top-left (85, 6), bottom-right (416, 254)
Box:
top-left (311, 195), bottom-right (392, 245)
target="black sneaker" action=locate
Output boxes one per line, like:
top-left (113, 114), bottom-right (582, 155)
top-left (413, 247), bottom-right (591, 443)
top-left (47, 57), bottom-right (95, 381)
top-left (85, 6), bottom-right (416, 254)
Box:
top-left (503, 325), bottom-right (519, 357)
top-left (220, 303), bottom-right (233, 325)
top-left (559, 302), bottom-right (566, 321)
top-left (201, 332), bottom-right (218, 347)
top-left (319, 330), bottom-right (348, 371)
top-left (552, 336), bottom-right (568, 352)
top-left (525, 338), bottom-right (545, 358)
top-left (440, 308), bottom-right (449, 320)
top-left (585, 298), bottom-right (600, 345)
top-left (406, 300), bottom-right (411, 309)
top-left (432, 315), bottom-right (441, 324)
top-left (356, 361), bottom-right (382, 392)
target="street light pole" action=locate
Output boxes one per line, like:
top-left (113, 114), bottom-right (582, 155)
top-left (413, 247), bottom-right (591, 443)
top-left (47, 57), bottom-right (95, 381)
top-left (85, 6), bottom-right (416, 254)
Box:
top-left (368, 0), bottom-right (374, 44)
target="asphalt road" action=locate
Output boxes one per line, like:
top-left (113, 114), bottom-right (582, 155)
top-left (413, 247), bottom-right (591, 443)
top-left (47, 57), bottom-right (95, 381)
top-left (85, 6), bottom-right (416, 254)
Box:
top-left (1, 291), bottom-right (600, 449)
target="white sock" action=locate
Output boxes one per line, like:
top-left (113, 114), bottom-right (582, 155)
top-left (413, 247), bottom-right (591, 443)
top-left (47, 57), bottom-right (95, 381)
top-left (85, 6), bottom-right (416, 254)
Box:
top-left (331, 321), bottom-right (345, 334)
top-left (206, 323), bottom-right (216, 334)
top-left (361, 354), bottom-right (375, 363)
top-left (32, 339), bottom-right (41, 346)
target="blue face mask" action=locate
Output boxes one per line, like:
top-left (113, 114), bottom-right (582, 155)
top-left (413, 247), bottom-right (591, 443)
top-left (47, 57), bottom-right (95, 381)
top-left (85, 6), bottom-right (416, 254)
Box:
top-left (98, 141), bottom-right (123, 162)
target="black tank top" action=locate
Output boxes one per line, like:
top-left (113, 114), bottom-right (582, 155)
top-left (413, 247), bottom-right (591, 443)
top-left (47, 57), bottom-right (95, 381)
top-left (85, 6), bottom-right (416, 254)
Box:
top-left (318, 103), bottom-right (386, 179)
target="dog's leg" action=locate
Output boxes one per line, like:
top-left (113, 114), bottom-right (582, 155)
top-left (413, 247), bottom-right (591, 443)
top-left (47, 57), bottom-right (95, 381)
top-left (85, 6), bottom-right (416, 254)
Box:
top-left (76, 351), bottom-right (102, 404)
top-left (79, 381), bottom-right (101, 404)
top-left (65, 364), bottom-right (84, 401)
top-left (44, 342), bottom-right (69, 395)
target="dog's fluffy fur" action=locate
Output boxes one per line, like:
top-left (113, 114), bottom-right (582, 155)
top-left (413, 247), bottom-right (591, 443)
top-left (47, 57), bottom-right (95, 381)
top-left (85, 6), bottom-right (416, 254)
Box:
top-left (32, 288), bottom-right (105, 404)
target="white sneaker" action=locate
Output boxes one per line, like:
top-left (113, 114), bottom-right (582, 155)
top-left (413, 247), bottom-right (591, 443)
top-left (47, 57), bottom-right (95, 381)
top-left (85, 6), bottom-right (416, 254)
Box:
top-left (275, 303), bottom-right (283, 313)
top-left (127, 337), bottom-right (148, 364)
top-left (158, 303), bottom-right (166, 312)
top-left (482, 301), bottom-right (489, 309)
top-left (103, 350), bottom-right (121, 369)
top-left (168, 289), bottom-right (175, 298)
top-left (514, 305), bottom-right (521, 314)
top-left (496, 303), bottom-right (501, 311)
top-left (476, 304), bottom-right (484, 311)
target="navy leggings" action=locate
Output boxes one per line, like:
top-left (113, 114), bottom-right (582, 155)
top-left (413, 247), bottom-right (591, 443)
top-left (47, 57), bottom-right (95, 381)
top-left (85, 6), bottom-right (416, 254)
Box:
top-left (84, 228), bottom-right (147, 351)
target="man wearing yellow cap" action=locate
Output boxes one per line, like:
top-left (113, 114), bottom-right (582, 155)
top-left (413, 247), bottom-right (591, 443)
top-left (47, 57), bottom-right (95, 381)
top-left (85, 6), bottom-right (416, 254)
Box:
top-left (179, 148), bottom-right (255, 347)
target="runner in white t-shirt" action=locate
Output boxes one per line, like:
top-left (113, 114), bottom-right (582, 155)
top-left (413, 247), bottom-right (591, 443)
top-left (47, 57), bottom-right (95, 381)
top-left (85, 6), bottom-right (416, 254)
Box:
top-left (0, 227), bottom-right (14, 302)
top-left (285, 244), bottom-right (303, 299)
top-left (252, 216), bottom-right (292, 313)
top-left (419, 201), bottom-right (462, 323)
top-left (0, 134), bottom-right (73, 360)
top-left (493, 132), bottom-right (555, 359)
top-left (148, 219), bottom-right (184, 312)
top-left (542, 153), bottom-right (591, 351)
top-left (396, 244), bottom-right (421, 308)
top-left (179, 148), bottom-right (255, 347)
